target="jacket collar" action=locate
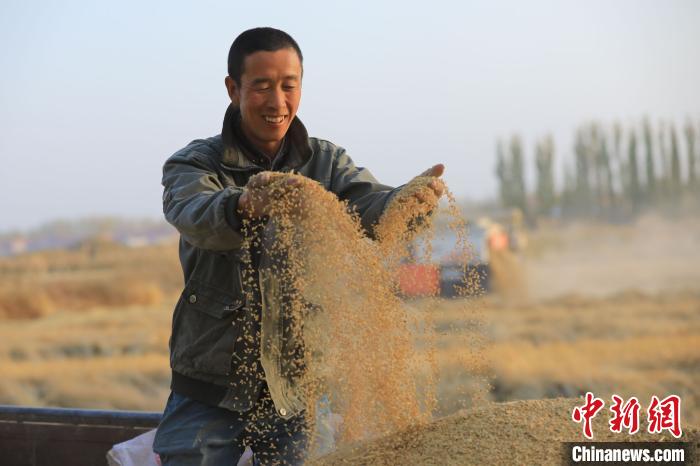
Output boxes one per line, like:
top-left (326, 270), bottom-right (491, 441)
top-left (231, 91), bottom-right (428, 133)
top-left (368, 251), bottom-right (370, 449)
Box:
top-left (221, 104), bottom-right (312, 170)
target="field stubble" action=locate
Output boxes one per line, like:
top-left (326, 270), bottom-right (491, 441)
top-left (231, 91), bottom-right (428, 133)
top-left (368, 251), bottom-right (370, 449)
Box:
top-left (0, 290), bottom-right (696, 426)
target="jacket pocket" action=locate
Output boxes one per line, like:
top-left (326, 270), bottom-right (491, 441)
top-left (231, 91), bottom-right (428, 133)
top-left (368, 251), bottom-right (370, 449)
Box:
top-left (172, 279), bottom-right (245, 376)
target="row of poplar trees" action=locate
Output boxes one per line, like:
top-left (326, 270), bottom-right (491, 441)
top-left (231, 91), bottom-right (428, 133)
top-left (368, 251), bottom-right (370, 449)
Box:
top-left (496, 118), bottom-right (700, 222)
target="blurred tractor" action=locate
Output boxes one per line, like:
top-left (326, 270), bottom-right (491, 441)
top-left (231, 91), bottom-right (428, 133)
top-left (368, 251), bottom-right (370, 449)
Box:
top-left (397, 222), bottom-right (491, 298)
top-left (395, 211), bottom-right (529, 299)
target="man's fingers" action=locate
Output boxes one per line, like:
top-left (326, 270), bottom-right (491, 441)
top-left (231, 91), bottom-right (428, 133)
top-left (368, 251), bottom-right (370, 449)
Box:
top-left (419, 163), bottom-right (445, 178)
top-left (250, 172), bottom-right (307, 190)
top-left (431, 163), bottom-right (445, 177)
top-left (413, 188), bottom-right (438, 204)
top-left (428, 179), bottom-right (445, 196)
top-left (241, 173), bottom-right (313, 219)
top-left (285, 177), bottom-right (302, 187)
top-left (247, 172), bottom-right (271, 190)
top-left (418, 167), bottom-right (432, 177)
top-left (408, 180), bottom-right (445, 206)
top-left (267, 176), bottom-right (303, 198)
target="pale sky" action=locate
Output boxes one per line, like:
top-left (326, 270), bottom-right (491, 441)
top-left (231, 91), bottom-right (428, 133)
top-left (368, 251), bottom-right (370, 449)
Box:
top-left (1, 0), bottom-right (698, 231)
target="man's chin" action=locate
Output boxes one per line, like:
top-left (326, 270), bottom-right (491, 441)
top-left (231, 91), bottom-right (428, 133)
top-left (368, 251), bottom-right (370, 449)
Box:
top-left (260, 127), bottom-right (290, 142)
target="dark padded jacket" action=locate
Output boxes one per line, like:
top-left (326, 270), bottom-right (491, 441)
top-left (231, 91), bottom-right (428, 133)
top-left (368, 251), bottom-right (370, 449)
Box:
top-left (162, 104), bottom-right (400, 418)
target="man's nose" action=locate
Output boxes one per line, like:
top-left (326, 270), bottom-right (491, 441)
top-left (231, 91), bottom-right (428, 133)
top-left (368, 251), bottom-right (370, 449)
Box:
top-left (267, 86), bottom-right (286, 111)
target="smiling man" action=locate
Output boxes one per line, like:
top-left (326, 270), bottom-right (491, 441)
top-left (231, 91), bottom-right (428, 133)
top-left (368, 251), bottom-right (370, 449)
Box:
top-left (153, 27), bottom-right (444, 465)
top-left (226, 47), bottom-right (299, 157)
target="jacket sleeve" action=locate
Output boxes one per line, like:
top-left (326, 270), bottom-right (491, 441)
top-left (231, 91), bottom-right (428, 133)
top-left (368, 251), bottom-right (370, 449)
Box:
top-left (162, 149), bottom-right (245, 251)
top-left (330, 148), bottom-right (403, 238)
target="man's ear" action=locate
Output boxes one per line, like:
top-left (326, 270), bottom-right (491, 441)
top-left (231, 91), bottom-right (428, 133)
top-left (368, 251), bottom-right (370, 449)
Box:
top-left (224, 76), bottom-right (240, 106)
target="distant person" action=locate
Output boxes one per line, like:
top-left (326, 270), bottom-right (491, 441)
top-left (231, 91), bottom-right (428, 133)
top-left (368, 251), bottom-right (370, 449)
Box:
top-left (153, 27), bottom-right (444, 465)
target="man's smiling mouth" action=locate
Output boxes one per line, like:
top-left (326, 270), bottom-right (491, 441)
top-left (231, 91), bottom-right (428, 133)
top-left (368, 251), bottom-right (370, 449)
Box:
top-left (264, 115), bottom-right (286, 124)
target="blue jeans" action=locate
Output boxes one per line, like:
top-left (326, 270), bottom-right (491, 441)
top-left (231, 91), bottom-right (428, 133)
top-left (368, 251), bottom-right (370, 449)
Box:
top-left (153, 384), bottom-right (308, 465)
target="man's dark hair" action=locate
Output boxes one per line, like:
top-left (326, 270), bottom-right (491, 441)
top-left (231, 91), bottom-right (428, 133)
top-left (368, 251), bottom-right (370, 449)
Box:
top-left (227, 27), bottom-right (303, 85)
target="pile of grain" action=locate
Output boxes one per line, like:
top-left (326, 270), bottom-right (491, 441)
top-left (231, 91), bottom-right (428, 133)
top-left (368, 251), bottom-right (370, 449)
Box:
top-left (309, 398), bottom-right (698, 465)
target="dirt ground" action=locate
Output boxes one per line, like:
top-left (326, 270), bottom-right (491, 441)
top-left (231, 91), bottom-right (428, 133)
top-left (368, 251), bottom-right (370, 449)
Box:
top-left (0, 214), bottom-right (698, 463)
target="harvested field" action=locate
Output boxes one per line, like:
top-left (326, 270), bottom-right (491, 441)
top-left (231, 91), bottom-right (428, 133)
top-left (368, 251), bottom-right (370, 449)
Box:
top-left (0, 241), bottom-right (181, 319)
top-left (0, 305), bottom-right (172, 410)
top-left (0, 291), bottom-right (696, 426)
top-left (524, 214), bottom-right (700, 299)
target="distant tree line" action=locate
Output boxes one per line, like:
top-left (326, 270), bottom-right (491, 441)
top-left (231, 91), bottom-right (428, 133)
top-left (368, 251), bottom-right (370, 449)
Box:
top-left (495, 118), bottom-right (700, 222)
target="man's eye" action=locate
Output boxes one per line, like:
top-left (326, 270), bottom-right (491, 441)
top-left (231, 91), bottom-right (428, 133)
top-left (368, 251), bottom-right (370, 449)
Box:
top-left (283, 85), bottom-right (296, 91)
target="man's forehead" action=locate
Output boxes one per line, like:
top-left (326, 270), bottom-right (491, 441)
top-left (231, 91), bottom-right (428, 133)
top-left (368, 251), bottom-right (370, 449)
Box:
top-left (241, 48), bottom-right (302, 81)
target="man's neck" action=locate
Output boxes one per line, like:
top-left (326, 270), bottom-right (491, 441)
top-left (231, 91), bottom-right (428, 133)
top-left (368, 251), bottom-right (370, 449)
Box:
top-left (233, 116), bottom-right (287, 168)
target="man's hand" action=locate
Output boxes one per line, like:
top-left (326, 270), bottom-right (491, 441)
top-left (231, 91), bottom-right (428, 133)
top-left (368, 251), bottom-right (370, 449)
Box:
top-left (237, 171), bottom-right (304, 219)
top-left (412, 163), bottom-right (445, 203)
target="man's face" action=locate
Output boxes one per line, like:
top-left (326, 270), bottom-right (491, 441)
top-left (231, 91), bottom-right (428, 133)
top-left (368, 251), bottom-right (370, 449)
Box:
top-left (225, 48), bottom-right (302, 156)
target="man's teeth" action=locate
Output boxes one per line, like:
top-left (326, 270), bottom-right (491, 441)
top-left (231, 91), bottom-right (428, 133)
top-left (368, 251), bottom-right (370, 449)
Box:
top-left (264, 116), bottom-right (285, 124)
